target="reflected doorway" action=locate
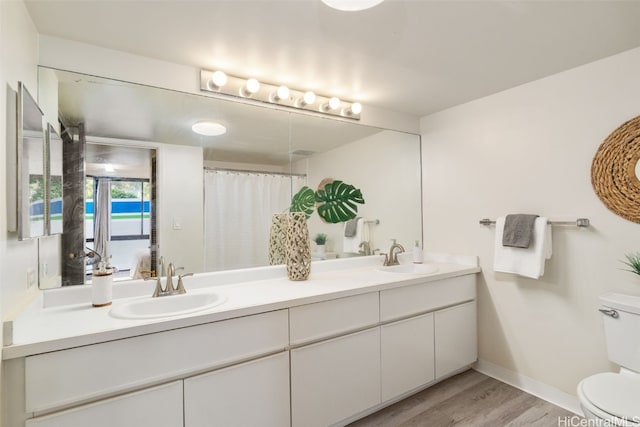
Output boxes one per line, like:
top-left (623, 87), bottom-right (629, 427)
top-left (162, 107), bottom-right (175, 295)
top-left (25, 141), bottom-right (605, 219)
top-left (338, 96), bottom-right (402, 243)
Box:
top-left (85, 143), bottom-right (156, 282)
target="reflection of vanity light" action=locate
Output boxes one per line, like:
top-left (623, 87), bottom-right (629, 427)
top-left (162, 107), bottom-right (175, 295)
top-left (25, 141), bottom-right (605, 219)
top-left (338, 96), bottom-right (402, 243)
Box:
top-left (104, 163), bottom-right (115, 173)
top-left (208, 70), bottom-right (228, 90)
top-left (322, 0), bottom-right (384, 11)
top-left (192, 121), bottom-right (227, 136)
top-left (240, 78), bottom-right (260, 97)
top-left (270, 85), bottom-right (290, 102)
top-left (343, 102), bottom-right (362, 116)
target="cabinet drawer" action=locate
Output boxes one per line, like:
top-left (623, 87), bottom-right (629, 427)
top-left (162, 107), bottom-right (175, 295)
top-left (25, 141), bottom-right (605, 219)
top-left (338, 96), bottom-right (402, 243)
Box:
top-left (25, 310), bottom-right (288, 413)
top-left (25, 381), bottom-right (182, 427)
top-left (291, 327), bottom-right (381, 427)
top-left (290, 292), bottom-right (379, 345)
top-left (184, 352), bottom-right (290, 427)
top-left (380, 275), bottom-right (475, 321)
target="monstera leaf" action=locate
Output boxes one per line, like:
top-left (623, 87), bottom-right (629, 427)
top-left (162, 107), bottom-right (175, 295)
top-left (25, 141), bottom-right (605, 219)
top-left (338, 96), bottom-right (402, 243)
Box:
top-left (290, 186), bottom-right (315, 219)
top-left (315, 180), bottom-right (365, 224)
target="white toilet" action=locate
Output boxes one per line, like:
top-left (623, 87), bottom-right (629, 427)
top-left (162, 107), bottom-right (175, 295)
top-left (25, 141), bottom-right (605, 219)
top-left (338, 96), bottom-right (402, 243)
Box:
top-left (577, 292), bottom-right (640, 426)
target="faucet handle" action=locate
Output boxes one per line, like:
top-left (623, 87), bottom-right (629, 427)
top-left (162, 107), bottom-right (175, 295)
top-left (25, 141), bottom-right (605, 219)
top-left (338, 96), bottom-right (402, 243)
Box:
top-left (176, 273), bottom-right (193, 295)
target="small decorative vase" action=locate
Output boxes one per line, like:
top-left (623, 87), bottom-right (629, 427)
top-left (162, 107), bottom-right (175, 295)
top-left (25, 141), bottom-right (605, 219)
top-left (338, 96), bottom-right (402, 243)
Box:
top-left (317, 244), bottom-right (326, 256)
top-left (285, 212), bottom-right (311, 281)
top-left (268, 213), bottom-right (287, 265)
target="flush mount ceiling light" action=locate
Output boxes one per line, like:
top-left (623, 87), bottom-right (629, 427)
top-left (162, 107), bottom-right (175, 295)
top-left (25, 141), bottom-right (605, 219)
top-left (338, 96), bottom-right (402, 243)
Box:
top-left (192, 121), bottom-right (227, 136)
top-left (321, 0), bottom-right (384, 12)
top-left (200, 69), bottom-right (362, 120)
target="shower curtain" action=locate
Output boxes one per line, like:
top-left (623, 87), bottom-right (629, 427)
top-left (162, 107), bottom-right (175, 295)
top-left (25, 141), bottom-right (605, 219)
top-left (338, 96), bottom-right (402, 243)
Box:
top-left (204, 170), bottom-right (306, 271)
top-left (94, 178), bottom-right (111, 264)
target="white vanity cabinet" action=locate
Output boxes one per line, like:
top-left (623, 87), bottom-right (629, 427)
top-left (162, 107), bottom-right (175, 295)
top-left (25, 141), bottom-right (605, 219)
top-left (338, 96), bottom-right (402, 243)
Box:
top-left (289, 293), bottom-right (381, 427)
top-left (25, 382), bottom-right (183, 427)
top-left (434, 301), bottom-right (477, 379)
top-left (184, 351), bottom-right (290, 427)
top-left (380, 313), bottom-right (435, 401)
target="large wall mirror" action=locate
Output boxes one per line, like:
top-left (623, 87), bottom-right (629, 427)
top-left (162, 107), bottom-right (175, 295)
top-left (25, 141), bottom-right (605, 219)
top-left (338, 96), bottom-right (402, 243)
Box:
top-left (44, 67), bottom-right (422, 287)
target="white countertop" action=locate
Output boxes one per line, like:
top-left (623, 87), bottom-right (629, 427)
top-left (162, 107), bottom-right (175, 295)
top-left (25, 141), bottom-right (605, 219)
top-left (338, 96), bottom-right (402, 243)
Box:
top-left (2, 253), bottom-right (480, 360)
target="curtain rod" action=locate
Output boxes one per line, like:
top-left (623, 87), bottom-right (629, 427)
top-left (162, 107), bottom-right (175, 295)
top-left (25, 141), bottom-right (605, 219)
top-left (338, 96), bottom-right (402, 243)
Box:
top-left (204, 166), bottom-right (307, 178)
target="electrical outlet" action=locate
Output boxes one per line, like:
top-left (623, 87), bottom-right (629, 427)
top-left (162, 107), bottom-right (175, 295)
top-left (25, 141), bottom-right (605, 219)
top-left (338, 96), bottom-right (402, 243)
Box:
top-left (172, 217), bottom-right (183, 230)
top-left (40, 263), bottom-right (48, 278)
top-left (26, 269), bottom-right (36, 289)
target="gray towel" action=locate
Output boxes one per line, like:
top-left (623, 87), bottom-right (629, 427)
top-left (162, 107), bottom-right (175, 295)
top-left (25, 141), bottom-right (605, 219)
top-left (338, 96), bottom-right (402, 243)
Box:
top-left (344, 217), bottom-right (361, 237)
top-left (502, 214), bottom-right (539, 248)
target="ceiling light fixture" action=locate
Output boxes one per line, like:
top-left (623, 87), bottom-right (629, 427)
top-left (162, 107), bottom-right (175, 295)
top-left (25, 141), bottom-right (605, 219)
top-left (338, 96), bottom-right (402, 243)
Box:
top-left (321, 0), bottom-right (384, 12)
top-left (192, 121), bottom-right (227, 136)
top-left (199, 69), bottom-right (361, 120)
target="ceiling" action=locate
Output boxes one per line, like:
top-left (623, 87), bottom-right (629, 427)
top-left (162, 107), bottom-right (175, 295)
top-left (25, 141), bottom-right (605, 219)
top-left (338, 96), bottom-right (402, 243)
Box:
top-left (24, 0), bottom-right (640, 118)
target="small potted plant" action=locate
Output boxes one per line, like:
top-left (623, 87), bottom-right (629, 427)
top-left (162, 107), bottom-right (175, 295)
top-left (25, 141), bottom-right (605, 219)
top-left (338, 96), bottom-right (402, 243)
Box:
top-left (313, 233), bottom-right (328, 255)
top-left (622, 252), bottom-right (640, 277)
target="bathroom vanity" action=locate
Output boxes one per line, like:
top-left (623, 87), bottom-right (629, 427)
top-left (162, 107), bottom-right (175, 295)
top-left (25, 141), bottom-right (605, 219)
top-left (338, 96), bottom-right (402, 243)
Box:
top-left (2, 254), bottom-right (480, 427)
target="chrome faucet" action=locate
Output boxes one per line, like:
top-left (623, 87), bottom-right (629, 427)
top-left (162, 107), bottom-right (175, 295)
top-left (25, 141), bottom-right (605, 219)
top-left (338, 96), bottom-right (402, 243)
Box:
top-left (142, 260), bottom-right (191, 297)
top-left (383, 240), bottom-right (405, 266)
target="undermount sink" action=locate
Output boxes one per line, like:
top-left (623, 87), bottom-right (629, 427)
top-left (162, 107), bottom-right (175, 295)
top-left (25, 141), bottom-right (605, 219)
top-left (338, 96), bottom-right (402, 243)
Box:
top-left (377, 263), bottom-right (439, 275)
top-left (109, 290), bottom-right (226, 320)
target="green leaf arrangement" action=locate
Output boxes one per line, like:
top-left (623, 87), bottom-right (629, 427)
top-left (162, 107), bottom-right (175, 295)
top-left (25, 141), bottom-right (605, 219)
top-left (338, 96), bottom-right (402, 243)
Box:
top-left (622, 252), bottom-right (640, 276)
top-left (290, 180), bottom-right (365, 224)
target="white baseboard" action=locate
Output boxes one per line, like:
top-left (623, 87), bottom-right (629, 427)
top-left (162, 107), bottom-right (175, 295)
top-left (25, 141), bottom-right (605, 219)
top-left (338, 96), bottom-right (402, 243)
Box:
top-left (474, 359), bottom-right (583, 416)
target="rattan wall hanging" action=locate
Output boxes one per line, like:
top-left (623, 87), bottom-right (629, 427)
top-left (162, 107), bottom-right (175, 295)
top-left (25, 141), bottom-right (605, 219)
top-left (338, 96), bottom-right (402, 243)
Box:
top-left (591, 114), bottom-right (640, 224)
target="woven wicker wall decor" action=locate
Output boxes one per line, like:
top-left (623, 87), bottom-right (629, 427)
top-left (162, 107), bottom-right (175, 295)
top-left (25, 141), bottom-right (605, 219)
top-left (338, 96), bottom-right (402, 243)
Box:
top-left (591, 115), bottom-right (640, 224)
top-left (285, 212), bottom-right (311, 281)
top-left (268, 213), bottom-right (287, 265)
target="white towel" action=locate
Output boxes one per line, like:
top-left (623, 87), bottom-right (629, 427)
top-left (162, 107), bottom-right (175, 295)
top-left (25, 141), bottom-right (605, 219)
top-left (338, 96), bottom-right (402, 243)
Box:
top-left (343, 218), bottom-right (366, 254)
top-left (493, 216), bottom-right (552, 279)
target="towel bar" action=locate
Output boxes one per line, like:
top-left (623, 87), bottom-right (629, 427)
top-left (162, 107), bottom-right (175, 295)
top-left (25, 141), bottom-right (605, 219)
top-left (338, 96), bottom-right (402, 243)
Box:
top-left (479, 218), bottom-right (590, 228)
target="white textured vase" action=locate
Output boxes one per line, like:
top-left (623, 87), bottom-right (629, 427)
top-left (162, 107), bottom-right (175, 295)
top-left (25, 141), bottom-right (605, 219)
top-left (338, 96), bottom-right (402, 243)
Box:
top-left (268, 213), bottom-right (287, 265)
top-left (285, 212), bottom-right (311, 281)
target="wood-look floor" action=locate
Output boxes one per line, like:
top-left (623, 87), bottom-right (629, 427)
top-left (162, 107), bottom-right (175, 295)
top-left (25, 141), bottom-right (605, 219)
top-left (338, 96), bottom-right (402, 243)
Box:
top-left (348, 370), bottom-right (578, 427)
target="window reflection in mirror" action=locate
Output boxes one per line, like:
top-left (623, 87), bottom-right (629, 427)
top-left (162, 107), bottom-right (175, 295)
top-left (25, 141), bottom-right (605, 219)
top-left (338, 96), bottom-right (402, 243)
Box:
top-left (46, 124), bottom-right (64, 234)
top-left (17, 82), bottom-right (46, 240)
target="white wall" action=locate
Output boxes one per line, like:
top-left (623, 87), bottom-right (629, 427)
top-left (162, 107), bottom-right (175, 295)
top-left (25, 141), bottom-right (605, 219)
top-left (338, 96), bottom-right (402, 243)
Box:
top-left (0, 1), bottom-right (39, 425)
top-left (420, 46), bottom-right (640, 399)
top-left (294, 130), bottom-right (422, 255)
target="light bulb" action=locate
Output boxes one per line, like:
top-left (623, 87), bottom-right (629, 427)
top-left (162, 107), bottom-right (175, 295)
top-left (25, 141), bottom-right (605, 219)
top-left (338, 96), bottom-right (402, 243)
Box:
top-left (321, 0), bottom-right (384, 11)
top-left (270, 85), bottom-right (290, 102)
top-left (211, 71), bottom-right (227, 88)
top-left (328, 97), bottom-right (341, 110)
top-left (246, 78), bottom-right (260, 93)
top-left (350, 102), bottom-right (362, 114)
top-left (301, 91), bottom-right (316, 106)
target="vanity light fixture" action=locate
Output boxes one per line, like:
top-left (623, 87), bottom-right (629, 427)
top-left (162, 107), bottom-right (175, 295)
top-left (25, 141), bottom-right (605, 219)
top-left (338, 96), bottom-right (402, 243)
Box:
top-left (192, 121), bottom-right (227, 136)
top-left (321, 0), bottom-right (384, 12)
top-left (199, 69), bottom-right (361, 120)
top-left (104, 163), bottom-right (115, 173)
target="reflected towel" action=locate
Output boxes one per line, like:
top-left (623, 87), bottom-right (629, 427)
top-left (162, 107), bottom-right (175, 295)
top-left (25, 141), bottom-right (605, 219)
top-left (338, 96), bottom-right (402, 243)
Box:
top-left (494, 216), bottom-right (552, 279)
top-left (343, 218), bottom-right (365, 254)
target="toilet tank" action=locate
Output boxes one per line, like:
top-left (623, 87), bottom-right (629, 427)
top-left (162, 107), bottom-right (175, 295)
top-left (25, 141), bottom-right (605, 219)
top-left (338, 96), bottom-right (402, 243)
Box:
top-left (599, 293), bottom-right (640, 372)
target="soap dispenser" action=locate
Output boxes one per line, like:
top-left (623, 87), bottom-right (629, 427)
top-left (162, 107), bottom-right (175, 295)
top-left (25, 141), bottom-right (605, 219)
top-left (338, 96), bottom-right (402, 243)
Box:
top-left (412, 240), bottom-right (423, 264)
top-left (92, 261), bottom-right (113, 307)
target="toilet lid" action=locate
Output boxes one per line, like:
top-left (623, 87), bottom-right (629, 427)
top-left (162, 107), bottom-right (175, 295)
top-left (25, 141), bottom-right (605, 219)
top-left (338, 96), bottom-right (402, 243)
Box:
top-left (582, 373), bottom-right (640, 421)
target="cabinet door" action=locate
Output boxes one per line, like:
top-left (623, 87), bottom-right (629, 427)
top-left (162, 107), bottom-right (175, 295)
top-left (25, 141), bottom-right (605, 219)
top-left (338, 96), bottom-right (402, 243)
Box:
top-left (291, 328), bottom-right (380, 427)
top-left (25, 381), bottom-right (182, 427)
top-left (381, 313), bottom-right (435, 402)
top-left (434, 301), bottom-right (477, 379)
top-left (184, 352), bottom-right (290, 427)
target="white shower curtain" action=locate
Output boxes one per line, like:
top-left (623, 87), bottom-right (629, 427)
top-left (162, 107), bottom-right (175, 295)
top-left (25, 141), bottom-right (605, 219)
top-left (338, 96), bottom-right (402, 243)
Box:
top-left (204, 170), bottom-right (306, 271)
top-left (94, 178), bottom-right (111, 264)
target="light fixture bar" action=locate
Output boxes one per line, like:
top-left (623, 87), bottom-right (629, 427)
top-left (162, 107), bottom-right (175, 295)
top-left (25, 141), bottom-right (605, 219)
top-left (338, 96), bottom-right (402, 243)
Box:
top-left (199, 69), bottom-right (361, 120)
